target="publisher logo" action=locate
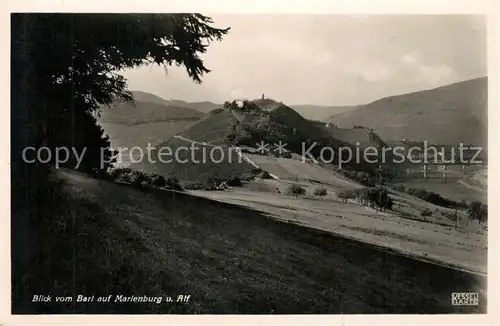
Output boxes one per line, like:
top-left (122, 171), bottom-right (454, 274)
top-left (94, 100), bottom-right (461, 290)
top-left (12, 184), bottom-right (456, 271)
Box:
top-left (451, 292), bottom-right (479, 306)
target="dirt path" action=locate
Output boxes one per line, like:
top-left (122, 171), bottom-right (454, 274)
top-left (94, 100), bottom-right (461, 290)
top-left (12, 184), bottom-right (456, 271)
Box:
top-left (173, 135), bottom-right (280, 179)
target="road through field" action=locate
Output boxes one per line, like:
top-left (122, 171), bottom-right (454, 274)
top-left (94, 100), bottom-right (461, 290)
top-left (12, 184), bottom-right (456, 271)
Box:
top-left (173, 135), bottom-right (280, 179)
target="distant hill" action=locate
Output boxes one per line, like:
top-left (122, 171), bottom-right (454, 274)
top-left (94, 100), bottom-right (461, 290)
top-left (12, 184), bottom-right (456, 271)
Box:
top-left (98, 93), bottom-right (206, 157)
top-left (169, 99), bottom-right (221, 113)
top-left (99, 98), bottom-right (204, 125)
top-left (130, 91), bottom-right (170, 105)
top-left (328, 77), bottom-right (488, 148)
top-left (290, 105), bottom-right (357, 121)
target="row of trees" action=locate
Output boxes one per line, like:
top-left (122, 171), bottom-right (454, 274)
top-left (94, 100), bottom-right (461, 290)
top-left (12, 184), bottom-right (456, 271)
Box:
top-left (108, 168), bottom-right (182, 190)
top-left (286, 184), bottom-right (394, 211)
top-left (390, 184), bottom-right (468, 210)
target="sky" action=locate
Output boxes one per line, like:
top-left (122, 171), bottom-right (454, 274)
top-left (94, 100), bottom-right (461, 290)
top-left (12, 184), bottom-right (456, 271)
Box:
top-left (122, 14), bottom-right (487, 106)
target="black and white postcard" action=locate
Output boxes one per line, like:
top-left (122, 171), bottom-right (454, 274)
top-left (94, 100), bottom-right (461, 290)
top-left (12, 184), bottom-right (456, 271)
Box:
top-left (4, 1), bottom-right (498, 325)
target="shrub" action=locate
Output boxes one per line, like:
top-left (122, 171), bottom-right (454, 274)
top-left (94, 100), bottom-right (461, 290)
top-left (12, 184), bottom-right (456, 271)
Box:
top-left (166, 177), bottom-right (183, 191)
top-left (227, 176), bottom-right (242, 187)
top-left (313, 187), bottom-right (327, 199)
top-left (148, 173), bottom-right (167, 188)
top-left (337, 189), bottom-right (355, 203)
top-left (401, 186), bottom-right (466, 209)
top-left (391, 184), bottom-right (407, 192)
top-left (207, 175), bottom-right (223, 187)
top-left (468, 201), bottom-right (487, 224)
top-left (183, 182), bottom-right (205, 190)
top-left (357, 187), bottom-right (394, 211)
top-left (129, 170), bottom-right (147, 187)
top-left (108, 167), bottom-right (133, 181)
top-left (420, 208), bottom-right (433, 217)
top-left (259, 171), bottom-right (273, 179)
top-left (356, 172), bottom-right (368, 180)
top-left (288, 184), bottom-right (306, 197)
top-left (251, 168), bottom-right (264, 175)
top-left (459, 200), bottom-right (469, 209)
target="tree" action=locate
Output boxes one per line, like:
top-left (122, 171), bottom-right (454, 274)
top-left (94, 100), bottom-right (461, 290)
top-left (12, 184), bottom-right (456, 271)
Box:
top-left (14, 13), bottom-right (229, 175)
top-left (337, 189), bottom-right (355, 203)
top-left (468, 201), bottom-right (487, 225)
top-left (288, 184), bottom-right (306, 198)
top-left (149, 174), bottom-right (167, 188)
top-left (359, 186), bottom-right (394, 212)
top-left (313, 187), bottom-right (327, 200)
top-left (354, 188), bottom-right (368, 205)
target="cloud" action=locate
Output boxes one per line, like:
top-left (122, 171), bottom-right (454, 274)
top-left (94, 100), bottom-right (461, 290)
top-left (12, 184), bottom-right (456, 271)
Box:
top-left (400, 52), bottom-right (458, 85)
top-left (401, 53), bottom-right (418, 65)
top-left (122, 15), bottom-right (485, 106)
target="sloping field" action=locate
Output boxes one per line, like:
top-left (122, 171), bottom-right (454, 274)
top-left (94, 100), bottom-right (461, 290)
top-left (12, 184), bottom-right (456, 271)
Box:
top-left (100, 120), bottom-right (197, 150)
top-left (229, 154), bottom-right (482, 227)
top-left (245, 154), bottom-right (360, 189)
top-left (191, 180), bottom-right (487, 275)
top-left (179, 108), bottom-right (239, 145)
top-left (131, 137), bottom-right (254, 182)
top-left (13, 169), bottom-right (486, 313)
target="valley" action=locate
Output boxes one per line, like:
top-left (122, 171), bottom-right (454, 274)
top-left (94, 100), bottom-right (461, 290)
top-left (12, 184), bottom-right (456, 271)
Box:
top-left (38, 78), bottom-right (488, 313)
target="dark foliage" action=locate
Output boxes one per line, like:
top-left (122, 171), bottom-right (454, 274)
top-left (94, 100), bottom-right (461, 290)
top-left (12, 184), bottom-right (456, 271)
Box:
top-left (288, 184), bottom-right (306, 197)
top-left (468, 201), bottom-right (487, 224)
top-left (227, 176), bottom-right (243, 187)
top-left (355, 187), bottom-right (394, 211)
top-left (313, 187), bottom-right (328, 199)
top-left (13, 13), bottom-right (229, 175)
top-left (393, 185), bottom-right (469, 210)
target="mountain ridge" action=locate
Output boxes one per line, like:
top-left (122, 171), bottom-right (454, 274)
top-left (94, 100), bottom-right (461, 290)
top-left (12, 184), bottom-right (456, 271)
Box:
top-left (328, 77), bottom-right (487, 147)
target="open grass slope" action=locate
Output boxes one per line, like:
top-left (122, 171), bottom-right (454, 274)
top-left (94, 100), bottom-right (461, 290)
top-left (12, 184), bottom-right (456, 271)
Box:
top-left (99, 99), bottom-right (204, 125)
top-left (131, 137), bottom-right (255, 183)
top-left (128, 108), bottom-right (251, 182)
top-left (328, 77), bottom-right (488, 148)
top-left (100, 120), bottom-right (197, 150)
top-left (213, 154), bottom-right (485, 231)
top-left (192, 174), bottom-right (487, 274)
top-left (12, 168), bottom-right (486, 313)
top-left (98, 92), bottom-right (207, 163)
top-left (178, 108), bottom-right (240, 145)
